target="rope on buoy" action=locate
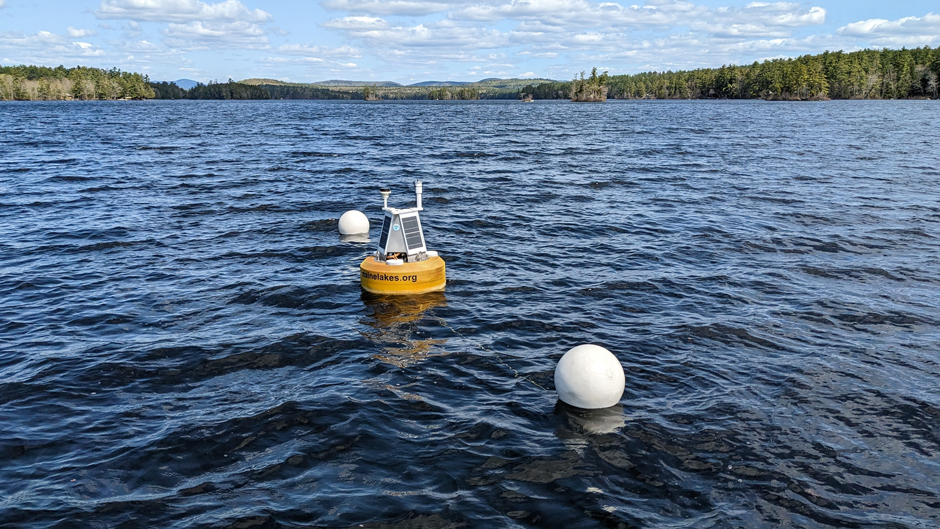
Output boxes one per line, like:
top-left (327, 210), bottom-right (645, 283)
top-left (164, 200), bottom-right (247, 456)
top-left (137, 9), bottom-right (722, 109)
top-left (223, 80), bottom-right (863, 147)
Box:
top-left (428, 312), bottom-right (547, 391)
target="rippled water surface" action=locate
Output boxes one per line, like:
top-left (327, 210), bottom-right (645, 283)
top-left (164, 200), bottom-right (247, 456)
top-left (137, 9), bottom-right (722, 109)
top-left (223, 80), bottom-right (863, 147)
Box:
top-left (2, 100), bottom-right (939, 528)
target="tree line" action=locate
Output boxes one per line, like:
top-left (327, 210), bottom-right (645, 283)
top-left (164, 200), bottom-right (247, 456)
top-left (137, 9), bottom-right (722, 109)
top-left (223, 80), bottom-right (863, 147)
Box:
top-left (143, 79), bottom-right (271, 100)
top-left (5, 46), bottom-right (939, 102)
top-left (0, 64), bottom-right (154, 101)
top-left (427, 86), bottom-right (480, 100)
top-left (521, 46), bottom-right (940, 101)
top-left (261, 84), bottom-right (353, 99)
top-left (254, 83), bottom-right (508, 100)
top-left (153, 80), bottom-right (356, 100)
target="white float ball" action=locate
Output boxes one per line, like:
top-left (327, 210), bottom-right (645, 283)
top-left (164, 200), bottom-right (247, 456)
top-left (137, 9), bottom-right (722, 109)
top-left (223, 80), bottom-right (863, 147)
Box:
top-left (338, 210), bottom-right (369, 235)
top-left (554, 344), bottom-right (625, 409)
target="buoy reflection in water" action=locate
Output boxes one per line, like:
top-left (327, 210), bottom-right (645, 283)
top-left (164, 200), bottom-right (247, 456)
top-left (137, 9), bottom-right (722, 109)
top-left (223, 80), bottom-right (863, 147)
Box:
top-left (554, 401), bottom-right (626, 437)
top-left (339, 233), bottom-right (371, 244)
top-left (360, 291), bottom-right (448, 367)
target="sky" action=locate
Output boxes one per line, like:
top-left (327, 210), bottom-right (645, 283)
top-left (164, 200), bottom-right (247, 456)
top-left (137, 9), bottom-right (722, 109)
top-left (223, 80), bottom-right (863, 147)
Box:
top-left (0, 1), bottom-right (938, 84)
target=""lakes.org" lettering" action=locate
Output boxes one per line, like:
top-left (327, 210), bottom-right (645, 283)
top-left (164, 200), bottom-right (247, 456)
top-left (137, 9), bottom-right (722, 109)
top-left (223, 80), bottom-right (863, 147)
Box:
top-left (363, 271), bottom-right (419, 283)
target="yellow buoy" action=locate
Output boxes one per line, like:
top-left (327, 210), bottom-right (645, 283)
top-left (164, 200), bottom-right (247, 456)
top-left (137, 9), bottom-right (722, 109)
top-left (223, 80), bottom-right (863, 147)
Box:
top-left (359, 180), bottom-right (446, 295)
top-left (360, 254), bottom-right (445, 295)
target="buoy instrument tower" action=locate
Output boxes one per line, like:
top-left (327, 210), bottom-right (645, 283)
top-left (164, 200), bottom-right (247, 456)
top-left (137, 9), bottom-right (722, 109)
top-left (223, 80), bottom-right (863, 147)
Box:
top-left (360, 180), bottom-right (446, 294)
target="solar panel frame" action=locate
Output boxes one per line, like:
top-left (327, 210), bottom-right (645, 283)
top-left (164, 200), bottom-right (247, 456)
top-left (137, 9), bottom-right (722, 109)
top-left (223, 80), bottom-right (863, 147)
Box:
top-left (378, 215), bottom-right (391, 250)
top-left (400, 214), bottom-right (425, 253)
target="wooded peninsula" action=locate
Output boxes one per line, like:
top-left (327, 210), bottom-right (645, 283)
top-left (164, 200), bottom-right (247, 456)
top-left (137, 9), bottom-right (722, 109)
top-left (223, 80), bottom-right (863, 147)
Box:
top-left (2, 46), bottom-right (938, 102)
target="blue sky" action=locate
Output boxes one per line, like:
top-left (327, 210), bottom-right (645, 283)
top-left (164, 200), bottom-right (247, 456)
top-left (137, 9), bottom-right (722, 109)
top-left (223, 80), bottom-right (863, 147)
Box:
top-left (1, 1), bottom-right (938, 84)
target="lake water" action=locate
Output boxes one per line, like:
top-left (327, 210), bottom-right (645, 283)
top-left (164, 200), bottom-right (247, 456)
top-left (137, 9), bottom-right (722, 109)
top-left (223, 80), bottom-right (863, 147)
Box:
top-left (1, 99), bottom-right (939, 528)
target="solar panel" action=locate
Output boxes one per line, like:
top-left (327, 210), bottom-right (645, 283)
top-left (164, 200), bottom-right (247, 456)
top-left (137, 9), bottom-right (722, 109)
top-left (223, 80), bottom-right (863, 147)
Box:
top-left (401, 215), bottom-right (424, 250)
top-left (378, 215), bottom-right (391, 249)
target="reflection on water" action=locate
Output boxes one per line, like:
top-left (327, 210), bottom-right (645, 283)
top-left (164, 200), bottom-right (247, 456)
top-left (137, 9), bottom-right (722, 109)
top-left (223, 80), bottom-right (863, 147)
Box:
top-left (359, 291), bottom-right (448, 367)
top-left (554, 401), bottom-right (626, 437)
top-left (339, 233), bottom-right (371, 244)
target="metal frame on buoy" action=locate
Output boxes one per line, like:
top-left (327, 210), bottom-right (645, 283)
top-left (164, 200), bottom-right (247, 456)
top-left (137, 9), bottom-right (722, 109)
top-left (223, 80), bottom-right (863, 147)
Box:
top-left (360, 180), bottom-right (446, 295)
top-left (376, 181), bottom-right (428, 263)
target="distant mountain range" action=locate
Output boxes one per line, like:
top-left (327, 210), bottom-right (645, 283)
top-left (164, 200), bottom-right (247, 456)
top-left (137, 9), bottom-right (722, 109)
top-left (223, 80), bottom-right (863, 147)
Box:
top-left (240, 77), bottom-right (555, 89)
top-left (312, 80), bottom-right (402, 87)
top-left (159, 76), bottom-right (554, 89)
top-left (172, 79), bottom-right (199, 90)
top-left (408, 81), bottom-right (473, 87)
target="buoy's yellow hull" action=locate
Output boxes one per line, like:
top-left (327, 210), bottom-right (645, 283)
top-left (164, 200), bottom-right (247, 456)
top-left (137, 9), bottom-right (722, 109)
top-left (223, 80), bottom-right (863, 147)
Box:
top-left (360, 255), bottom-right (446, 295)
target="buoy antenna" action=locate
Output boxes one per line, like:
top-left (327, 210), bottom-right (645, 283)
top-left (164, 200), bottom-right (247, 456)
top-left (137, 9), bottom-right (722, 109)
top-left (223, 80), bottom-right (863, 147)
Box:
top-left (414, 180), bottom-right (423, 211)
top-left (380, 188), bottom-right (391, 210)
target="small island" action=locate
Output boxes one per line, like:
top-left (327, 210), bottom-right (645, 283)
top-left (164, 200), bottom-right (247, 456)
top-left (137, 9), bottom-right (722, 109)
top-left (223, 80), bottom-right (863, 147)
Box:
top-left (362, 84), bottom-right (380, 101)
top-left (570, 67), bottom-right (609, 102)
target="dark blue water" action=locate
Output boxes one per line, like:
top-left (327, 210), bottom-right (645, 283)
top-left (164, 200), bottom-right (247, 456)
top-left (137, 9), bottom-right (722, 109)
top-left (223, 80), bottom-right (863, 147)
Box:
top-left (1, 100), bottom-right (939, 528)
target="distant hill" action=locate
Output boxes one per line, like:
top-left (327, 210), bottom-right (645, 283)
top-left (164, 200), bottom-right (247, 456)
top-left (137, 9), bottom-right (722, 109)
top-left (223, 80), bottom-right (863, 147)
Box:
top-left (173, 79), bottom-right (198, 90)
top-left (241, 78), bottom-right (400, 87)
top-left (241, 77), bottom-right (556, 89)
top-left (313, 80), bottom-right (402, 87)
top-left (473, 78), bottom-right (556, 89)
top-left (408, 81), bottom-right (473, 87)
top-left (240, 78), bottom-right (285, 86)
top-left (345, 78), bottom-right (555, 89)
top-left (233, 76), bottom-right (559, 100)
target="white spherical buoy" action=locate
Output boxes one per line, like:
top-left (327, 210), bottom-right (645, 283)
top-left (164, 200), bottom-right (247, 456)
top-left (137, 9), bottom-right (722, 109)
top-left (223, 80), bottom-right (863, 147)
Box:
top-left (554, 344), bottom-right (625, 409)
top-left (338, 210), bottom-right (369, 235)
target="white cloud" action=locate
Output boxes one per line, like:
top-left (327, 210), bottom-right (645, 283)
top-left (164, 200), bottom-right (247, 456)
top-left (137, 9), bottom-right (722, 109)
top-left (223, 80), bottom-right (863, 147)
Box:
top-left (566, 31), bottom-right (848, 74)
top-left (257, 51), bottom-right (365, 76)
top-left (570, 33), bottom-right (605, 44)
top-left (741, 2), bottom-right (825, 26)
top-left (690, 21), bottom-right (790, 39)
top-left (838, 13), bottom-right (940, 47)
top-left (323, 16), bottom-right (388, 31)
top-left (513, 21), bottom-right (567, 35)
top-left (449, 0), bottom-right (823, 33)
top-left (96, 0), bottom-right (272, 23)
top-left (321, 0), bottom-right (463, 17)
top-left (0, 30), bottom-right (107, 62)
top-left (114, 39), bottom-right (165, 53)
top-left (163, 20), bottom-right (270, 49)
top-left (316, 0), bottom-right (828, 67)
top-left (452, 0), bottom-right (712, 26)
top-left (121, 20), bottom-right (144, 39)
top-left (99, 36), bottom-right (193, 73)
top-left (276, 43), bottom-right (361, 58)
top-left (452, 0), bottom-right (616, 24)
top-left (67, 27), bottom-right (99, 38)
top-left (324, 16), bottom-right (509, 49)
top-left (5, 0), bottom-right (930, 86)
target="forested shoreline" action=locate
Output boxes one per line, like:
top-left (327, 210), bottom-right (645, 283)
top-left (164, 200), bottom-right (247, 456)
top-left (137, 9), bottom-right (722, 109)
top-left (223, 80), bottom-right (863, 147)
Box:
top-left (525, 47), bottom-right (940, 100)
top-left (151, 79), bottom-right (270, 100)
top-left (0, 65), bottom-right (154, 101)
top-left (3, 46), bottom-right (939, 102)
